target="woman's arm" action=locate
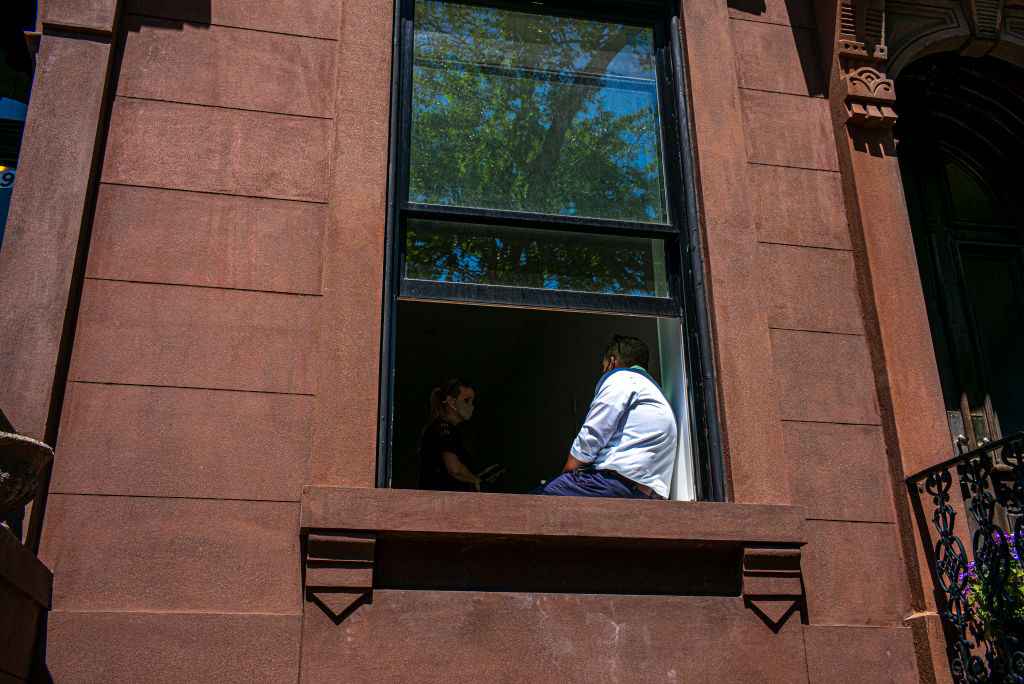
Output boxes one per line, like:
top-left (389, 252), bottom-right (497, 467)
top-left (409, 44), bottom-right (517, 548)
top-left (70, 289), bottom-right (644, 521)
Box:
top-left (442, 451), bottom-right (482, 491)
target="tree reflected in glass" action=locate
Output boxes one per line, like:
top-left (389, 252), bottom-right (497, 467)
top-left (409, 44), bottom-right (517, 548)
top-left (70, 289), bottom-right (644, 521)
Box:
top-left (410, 1), bottom-right (667, 223)
top-left (406, 219), bottom-right (667, 296)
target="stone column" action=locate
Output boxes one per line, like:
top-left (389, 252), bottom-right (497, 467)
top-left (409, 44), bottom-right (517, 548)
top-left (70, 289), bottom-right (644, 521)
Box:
top-left (821, 1), bottom-right (955, 681)
top-left (0, 0), bottom-right (121, 550)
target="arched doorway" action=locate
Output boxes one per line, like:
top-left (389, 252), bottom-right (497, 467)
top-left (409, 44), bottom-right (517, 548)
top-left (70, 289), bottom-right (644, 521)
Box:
top-left (896, 53), bottom-right (1024, 448)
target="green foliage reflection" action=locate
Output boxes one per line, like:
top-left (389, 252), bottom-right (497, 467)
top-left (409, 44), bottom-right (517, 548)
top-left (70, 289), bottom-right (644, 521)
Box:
top-left (410, 1), bottom-right (667, 223)
top-left (406, 219), bottom-right (665, 296)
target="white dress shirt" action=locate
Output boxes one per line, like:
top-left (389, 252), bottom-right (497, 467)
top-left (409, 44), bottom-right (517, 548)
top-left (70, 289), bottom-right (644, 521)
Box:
top-left (570, 367), bottom-right (677, 498)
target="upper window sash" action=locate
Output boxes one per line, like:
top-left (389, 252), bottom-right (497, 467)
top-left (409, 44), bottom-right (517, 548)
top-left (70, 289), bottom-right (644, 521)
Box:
top-left (405, 0), bottom-right (671, 225)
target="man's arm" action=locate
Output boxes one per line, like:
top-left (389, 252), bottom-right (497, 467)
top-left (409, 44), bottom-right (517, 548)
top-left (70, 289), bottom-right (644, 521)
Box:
top-left (561, 454), bottom-right (586, 473)
top-left (569, 377), bottom-right (633, 466)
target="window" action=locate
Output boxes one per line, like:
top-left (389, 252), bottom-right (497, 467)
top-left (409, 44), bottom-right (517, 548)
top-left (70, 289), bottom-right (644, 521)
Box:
top-left (381, 0), bottom-right (723, 501)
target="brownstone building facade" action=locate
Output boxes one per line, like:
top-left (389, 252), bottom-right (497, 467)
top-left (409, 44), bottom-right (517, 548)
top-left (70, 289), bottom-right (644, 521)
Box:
top-left (3, 0), bottom-right (1024, 681)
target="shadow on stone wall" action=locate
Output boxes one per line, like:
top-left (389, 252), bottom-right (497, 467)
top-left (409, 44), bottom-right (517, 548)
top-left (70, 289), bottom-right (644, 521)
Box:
top-left (726, 0), bottom-right (828, 97)
top-left (123, 0), bottom-right (212, 32)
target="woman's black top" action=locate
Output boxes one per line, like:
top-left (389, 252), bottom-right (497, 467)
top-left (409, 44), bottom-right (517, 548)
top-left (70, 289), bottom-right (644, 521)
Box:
top-left (420, 418), bottom-right (473, 491)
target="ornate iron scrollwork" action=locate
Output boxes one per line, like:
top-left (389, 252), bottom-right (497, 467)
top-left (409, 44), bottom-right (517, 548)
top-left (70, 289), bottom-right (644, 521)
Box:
top-left (913, 433), bottom-right (1024, 683)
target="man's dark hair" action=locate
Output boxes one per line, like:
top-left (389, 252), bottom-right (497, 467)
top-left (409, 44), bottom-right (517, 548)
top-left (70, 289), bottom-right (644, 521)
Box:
top-left (605, 335), bottom-right (649, 370)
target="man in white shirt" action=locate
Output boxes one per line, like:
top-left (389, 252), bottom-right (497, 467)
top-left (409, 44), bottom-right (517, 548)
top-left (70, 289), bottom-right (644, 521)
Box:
top-left (532, 335), bottom-right (677, 499)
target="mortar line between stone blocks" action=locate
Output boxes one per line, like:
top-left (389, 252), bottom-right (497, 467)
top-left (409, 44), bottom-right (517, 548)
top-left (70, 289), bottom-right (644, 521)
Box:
top-left (115, 94), bottom-right (333, 121)
top-left (737, 84), bottom-right (826, 100)
top-left (727, 15), bottom-right (817, 31)
top-left (84, 275), bottom-right (321, 298)
top-left (46, 491), bottom-right (300, 504)
top-left (805, 517), bottom-right (898, 525)
top-left (69, 379), bottom-right (315, 398)
top-left (124, 12), bottom-right (339, 42)
top-left (768, 326), bottom-right (866, 337)
top-left (757, 240), bottom-right (853, 253)
top-left (746, 160), bottom-right (841, 174)
top-left (98, 180), bottom-right (329, 206)
top-left (804, 623), bottom-right (913, 631)
top-left (49, 608), bottom-right (305, 616)
top-left (780, 418), bottom-right (884, 427)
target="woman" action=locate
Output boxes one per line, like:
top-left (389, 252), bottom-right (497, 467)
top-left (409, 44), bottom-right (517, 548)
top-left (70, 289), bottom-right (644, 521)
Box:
top-left (419, 377), bottom-right (481, 492)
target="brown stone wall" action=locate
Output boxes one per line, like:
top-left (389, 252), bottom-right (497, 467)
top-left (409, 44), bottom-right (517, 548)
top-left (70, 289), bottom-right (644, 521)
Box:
top-left (721, 0), bottom-right (918, 676)
top-left (305, 591), bottom-right (808, 682)
top-left (15, 0), bottom-right (938, 680)
top-left (37, 0), bottom-right (337, 678)
top-left (1, 529), bottom-right (52, 681)
top-left (819, 0), bottom-right (955, 673)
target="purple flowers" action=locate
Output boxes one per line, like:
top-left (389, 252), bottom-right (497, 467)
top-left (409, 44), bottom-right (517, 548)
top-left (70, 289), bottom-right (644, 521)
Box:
top-left (958, 531), bottom-right (1024, 623)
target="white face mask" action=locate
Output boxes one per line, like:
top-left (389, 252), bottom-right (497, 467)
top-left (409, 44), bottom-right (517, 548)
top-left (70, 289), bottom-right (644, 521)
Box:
top-left (454, 399), bottom-right (474, 421)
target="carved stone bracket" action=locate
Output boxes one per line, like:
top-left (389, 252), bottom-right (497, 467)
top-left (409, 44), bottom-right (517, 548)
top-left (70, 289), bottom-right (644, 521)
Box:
top-left (961, 0), bottom-right (1003, 41)
top-left (304, 531), bottom-right (376, 621)
top-left (742, 545), bottom-right (804, 630)
top-left (886, 0), bottom-right (1024, 76)
top-left (839, 0), bottom-right (898, 127)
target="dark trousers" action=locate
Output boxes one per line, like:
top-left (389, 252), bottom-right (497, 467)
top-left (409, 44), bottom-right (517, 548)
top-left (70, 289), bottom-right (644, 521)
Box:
top-left (528, 467), bottom-right (649, 498)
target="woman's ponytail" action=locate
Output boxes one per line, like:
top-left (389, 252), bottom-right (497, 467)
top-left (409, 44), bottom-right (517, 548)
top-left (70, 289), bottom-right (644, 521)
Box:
top-left (428, 387), bottom-right (444, 420)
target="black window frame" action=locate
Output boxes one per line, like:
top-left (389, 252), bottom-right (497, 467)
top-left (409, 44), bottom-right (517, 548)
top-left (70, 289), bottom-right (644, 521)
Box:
top-left (378, 0), bottom-right (726, 501)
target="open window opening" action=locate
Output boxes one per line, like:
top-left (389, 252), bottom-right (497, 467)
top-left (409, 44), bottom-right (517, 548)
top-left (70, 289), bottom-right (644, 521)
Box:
top-left (391, 300), bottom-right (696, 499)
top-left (379, 0), bottom-right (722, 501)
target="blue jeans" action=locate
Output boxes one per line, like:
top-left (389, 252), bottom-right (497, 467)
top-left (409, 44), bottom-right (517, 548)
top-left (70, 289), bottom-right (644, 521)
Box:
top-left (528, 467), bottom-right (649, 498)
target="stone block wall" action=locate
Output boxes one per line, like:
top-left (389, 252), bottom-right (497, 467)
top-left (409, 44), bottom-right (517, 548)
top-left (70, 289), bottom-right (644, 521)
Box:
top-left (725, 0), bottom-right (918, 674)
top-left (0, 0), bottom-right (944, 679)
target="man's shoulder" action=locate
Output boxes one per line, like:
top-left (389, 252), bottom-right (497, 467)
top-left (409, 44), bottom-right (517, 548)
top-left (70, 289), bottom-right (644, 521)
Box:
top-left (609, 369), bottom-right (673, 408)
top-left (595, 369), bottom-right (633, 393)
top-left (596, 368), bottom-right (654, 398)
top-left (608, 368), bottom-right (656, 388)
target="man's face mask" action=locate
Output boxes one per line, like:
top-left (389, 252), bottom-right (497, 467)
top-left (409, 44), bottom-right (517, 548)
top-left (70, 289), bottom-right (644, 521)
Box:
top-left (454, 399), bottom-right (474, 421)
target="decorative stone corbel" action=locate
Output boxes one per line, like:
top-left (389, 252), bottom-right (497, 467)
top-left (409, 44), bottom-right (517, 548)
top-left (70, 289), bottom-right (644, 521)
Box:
top-left (838, 0), bottom-right (898, 128)
top-left (304, 531), bottom-right (375, 621)
top-left (960, 0), bottom-right (1003, 41)
top-left (742, 545), bottom-right (804, 631)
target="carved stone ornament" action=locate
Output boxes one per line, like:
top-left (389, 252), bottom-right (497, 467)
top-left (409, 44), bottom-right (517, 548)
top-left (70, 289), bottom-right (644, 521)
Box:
top-left (961, 0), bottom-right (1003, 39)
top-left (742, 545), bottom-right (804, 630)
top-left (0, 432), bottom-right (53, 522)
top-left (885, 0), bottom-right (1024, 75)
top-left (839, 0), bottom-right (899, 127)
top-left (304, 531), bottom-right (375, 622)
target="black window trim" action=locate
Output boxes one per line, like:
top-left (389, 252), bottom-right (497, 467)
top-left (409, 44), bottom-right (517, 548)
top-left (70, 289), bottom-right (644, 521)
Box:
top-left (400, 280), bottom-right (680, 316)
top-left (378, 0), bottom-right (726, 501)
top-left (402, 203), bottom-right (676, 236)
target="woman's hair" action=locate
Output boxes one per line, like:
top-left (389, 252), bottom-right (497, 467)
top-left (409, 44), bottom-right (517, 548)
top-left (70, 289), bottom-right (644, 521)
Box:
top-left (428, 377), bottom-right (472, 421)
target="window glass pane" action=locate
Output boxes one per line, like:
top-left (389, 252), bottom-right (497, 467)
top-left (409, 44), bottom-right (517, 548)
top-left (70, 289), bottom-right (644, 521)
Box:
top-left (945, 160), bottom-right (1001, 223)
top-left (405, 218), bottom-right (668, 296)
top-left (410, 1), bottom-right (668, 223)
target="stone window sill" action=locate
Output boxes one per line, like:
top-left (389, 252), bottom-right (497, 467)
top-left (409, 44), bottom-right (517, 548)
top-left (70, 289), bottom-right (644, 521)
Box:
top-left (300, 486), bottom-right (805, 546)
top-left (300, 487), bottom-right (807, 624)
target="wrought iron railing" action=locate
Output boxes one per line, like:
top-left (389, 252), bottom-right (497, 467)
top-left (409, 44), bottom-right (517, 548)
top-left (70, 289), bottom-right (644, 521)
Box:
top-left (908, 431), bottom-right (1024, 683)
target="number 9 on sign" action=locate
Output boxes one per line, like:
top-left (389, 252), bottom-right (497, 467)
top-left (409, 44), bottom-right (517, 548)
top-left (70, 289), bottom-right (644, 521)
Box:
top-left (0, 168), bottom-right (14, 189)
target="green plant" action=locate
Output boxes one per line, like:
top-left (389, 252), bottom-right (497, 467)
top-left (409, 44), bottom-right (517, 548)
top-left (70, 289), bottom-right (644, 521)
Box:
top-left (961, 534), bottom-right (1024, 634)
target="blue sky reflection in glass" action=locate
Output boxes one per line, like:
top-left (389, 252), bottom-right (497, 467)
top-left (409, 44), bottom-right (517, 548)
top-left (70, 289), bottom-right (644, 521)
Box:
top-left (410, 1), bottom-right (668, 224)
top-left (405, 219), bottom-right (668, 297)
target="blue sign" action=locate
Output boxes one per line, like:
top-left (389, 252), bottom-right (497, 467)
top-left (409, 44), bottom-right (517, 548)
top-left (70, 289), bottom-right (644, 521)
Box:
top-left (0, 166), bottom-right (15, 250)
